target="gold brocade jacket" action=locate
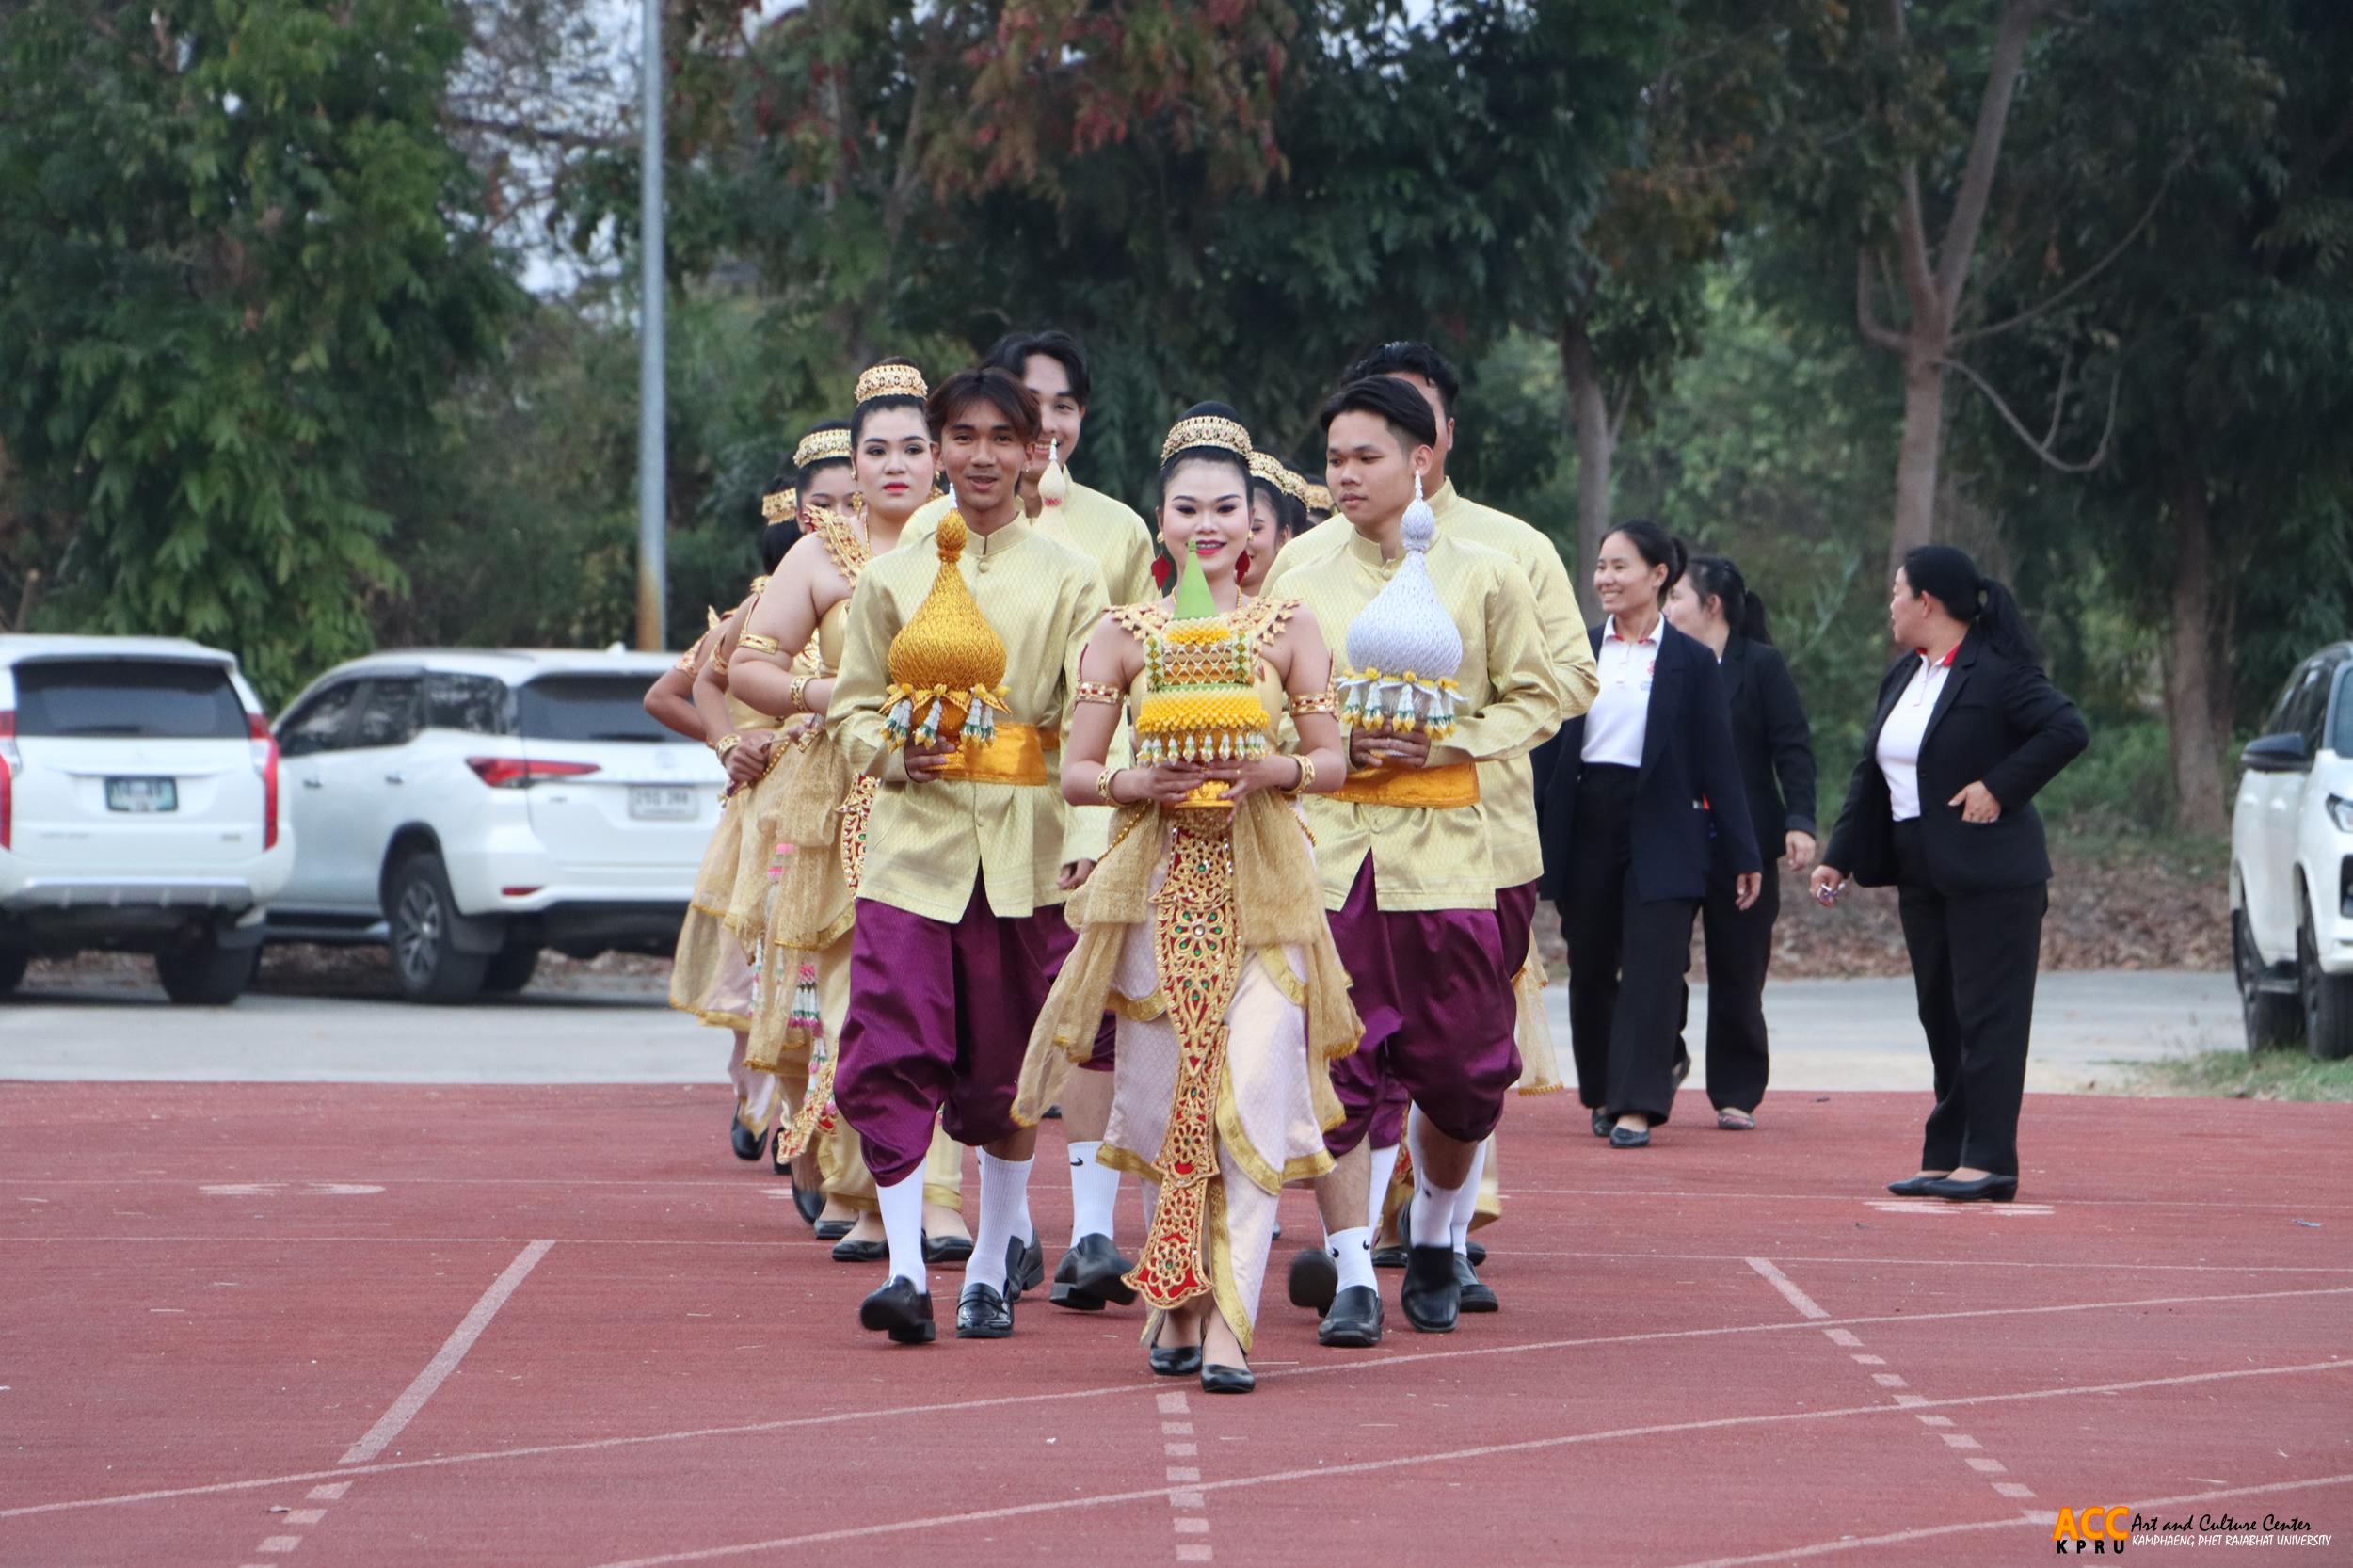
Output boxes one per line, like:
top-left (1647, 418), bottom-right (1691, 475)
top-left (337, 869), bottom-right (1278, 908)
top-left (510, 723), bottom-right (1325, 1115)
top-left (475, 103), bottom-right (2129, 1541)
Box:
top-left (830, 518), bottom-right (1108, 922)
top-left (1280, 530), bottom-right (1562, 913)
top-left (1265, 480), bottom-right (1593, 890)
top-left (909, 481), bottom-right (1154, 867)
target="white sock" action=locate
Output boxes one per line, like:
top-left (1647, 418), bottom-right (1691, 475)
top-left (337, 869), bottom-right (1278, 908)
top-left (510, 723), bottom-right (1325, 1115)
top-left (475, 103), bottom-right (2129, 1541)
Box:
top-left (1450, 1141), bottom-right (1489, 1256)
top-left (1066, 1141), bottom-right (1120, 1245)
top-left (876, 1170), bottom-right (927, 1294)
top-left (1366, 1143), bottom-right (1401, 1232)
top-left (966, 1151), bottom-right (1034, 1297)
top-left (1326, 1225), bottom-right (1375, 1294)
top-left (1404, 1111), bottom-right (1460, 1255)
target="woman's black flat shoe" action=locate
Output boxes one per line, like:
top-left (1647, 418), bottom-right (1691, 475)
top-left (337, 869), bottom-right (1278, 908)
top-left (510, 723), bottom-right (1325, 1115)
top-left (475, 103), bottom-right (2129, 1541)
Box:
top-left (1922, 1174), bottom-right (2018, 1204)
top-left (730, 1114), bottom-right (764, 1161)
top-left (1884, 1174), bottom-right (1951, 1197)
top-left (831, 1237), bottom-right (889, 1263)
top-left (790, 1179), bottom-right (824, 1226)
top-left (923, 1234), bottom-right (974, 1265)
top-left (1591, 1110), bottom-right (1611, 1138)
top-left (1149, 1344), bottom-right (1204, 1377)
top-left (814, 1219), bottom-right (854, 1241)
top-left (1609, 1125), bottom-right (1651, 1149)
top-left (1200, 1363), bottom-right (1256, 1394)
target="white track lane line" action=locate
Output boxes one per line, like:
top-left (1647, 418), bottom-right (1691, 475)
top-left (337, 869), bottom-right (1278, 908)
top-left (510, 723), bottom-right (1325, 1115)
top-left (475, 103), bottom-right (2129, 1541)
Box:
top-left (6, 1289), bottom-right (2345, 1523)
top-left (338, 1240), bottom-right (554, 1464)
top-left (1744, 1258), bottom-right (1830, 1319)
top-left (1665, 1474), bottom-right (2353, 1568)
top-left (573, 1364), bottom-right (2353, 1568)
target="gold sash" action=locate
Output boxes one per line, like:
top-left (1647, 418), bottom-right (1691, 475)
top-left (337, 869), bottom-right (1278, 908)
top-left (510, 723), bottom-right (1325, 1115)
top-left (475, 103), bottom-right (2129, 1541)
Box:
top-left (1330, 760), bottom-right (1481, 809)
top-left (927, 723), bottom-right (1052, 786)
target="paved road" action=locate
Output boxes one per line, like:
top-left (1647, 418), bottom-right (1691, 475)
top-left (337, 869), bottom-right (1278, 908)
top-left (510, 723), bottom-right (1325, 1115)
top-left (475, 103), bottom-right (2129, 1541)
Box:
top-left (0, 969), bottom-right (2238, 1090)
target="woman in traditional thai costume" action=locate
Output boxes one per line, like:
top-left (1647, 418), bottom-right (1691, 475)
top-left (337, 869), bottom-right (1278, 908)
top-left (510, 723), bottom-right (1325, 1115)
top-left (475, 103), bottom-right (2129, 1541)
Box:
top-left (726, 366), bottom-right (972, 1260)
top-left (1012, 406), bottom-right (1357, 1393)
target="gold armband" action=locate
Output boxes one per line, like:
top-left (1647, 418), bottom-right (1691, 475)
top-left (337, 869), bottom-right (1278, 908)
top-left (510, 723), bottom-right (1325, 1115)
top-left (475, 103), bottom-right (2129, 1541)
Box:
top-left (1288, 756), bottom-right (1316, 793)
top-left (788, 674), bottom-right (811, 713)
top-left (738, 632), bottom-right (782, 656)
top-left (1075, 680), bottom-right (1125, 707)
top-left (1290, 689), bottom-right (1337, 717)
top-left (1096, 766), bottom-right (1122, 804)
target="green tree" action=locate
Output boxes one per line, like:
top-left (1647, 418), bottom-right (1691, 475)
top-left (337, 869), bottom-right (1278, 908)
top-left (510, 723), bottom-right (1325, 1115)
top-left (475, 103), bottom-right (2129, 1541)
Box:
top-left (0, 0), bottom-right (518, 701)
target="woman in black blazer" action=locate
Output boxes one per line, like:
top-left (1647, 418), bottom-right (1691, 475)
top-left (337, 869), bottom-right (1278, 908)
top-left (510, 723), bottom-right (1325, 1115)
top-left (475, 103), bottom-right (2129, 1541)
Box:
top-left (1664, 555), bottom-right (1816, 1129)
top-left (1540, 522), bottom-right (1762, 1148)
top-left (1811, 546), bottom-right (2089, 1203)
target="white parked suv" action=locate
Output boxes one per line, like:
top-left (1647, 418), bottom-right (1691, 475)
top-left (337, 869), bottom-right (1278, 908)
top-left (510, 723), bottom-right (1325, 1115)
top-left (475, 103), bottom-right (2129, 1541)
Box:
top-left (266, 649), bottom-right (727, 1002)
top-left (0, 635), bottom-right (289, 1004)
top-left (2231, 641), bottom-right (2353, 1058)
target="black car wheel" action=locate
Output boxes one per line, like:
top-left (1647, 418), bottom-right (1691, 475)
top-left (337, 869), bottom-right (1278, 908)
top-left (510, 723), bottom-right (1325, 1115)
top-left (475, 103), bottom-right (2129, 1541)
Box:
top-left (482, 944), bottom-right (541, 996)
top-left (2297, 891), bottom-right (2353, 1061)
top-left (2234, 907), bottom-right (2300, 1051)
top-left (155, 940), bottom-right (260, 1006)
top-left (386, 854), bottom-right (488, 1004)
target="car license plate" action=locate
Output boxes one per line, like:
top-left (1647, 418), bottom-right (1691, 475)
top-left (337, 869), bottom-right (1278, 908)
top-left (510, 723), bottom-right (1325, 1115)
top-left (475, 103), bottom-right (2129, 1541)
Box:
top-left (106, 777), bottom-right (179, 813)
top-left (629, 785), bottom-right (698, 821)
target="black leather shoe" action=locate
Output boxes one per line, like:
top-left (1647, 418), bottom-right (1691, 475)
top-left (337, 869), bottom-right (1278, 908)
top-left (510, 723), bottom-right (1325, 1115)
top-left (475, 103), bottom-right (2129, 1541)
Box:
top-left (790, 1179), bottom-right (824, 1226)
top-left (730, 1114), bottom-right (764, 1161)
top-left (1287, 1245), bottom-right (1337, 1313)
top-left (955, 1283), bottom-right (1015, 1338)
top-left (1609, 1125), bottom-right (1651, 1149)
top-left (1371, 1241), bottom-right (1409, 1270)
top-left (1400, 1244), bottom-right (1460, 1333)
top-left (1004, 1235), bottom-right (1046, 1302)
top-left (1051, 1233), bottom-right (1140, 1311)
top-left (1318, 1284), bottom-right (1385, 1348)
top-left (1921, 1174), bottom-right (2018, 1204)
top-left (1454, 1253), bottom-right (1498, 1313)
top-left (1672, 1052), bottom-right (1692, 1094)
top-left (1200, 1363), bottom-right (1256, 1394)
top-left (1149, 1343), bottom-right (1204, 1377)
top-left (922, 1233), bottom-right (974, 1265)
top-left (814, 1219), bottom-right (854, 1242)
top-left (1884, 1174), bottom-right (1952, 1197)
top-left (1466, 1239), bottom-right (1487, 1266)
top-left (857, 1277), bottom-right (935, 1344)
top-left (831, 1237), bottom-right (888, 1263)
top-left (1592, 1108), bottom-right (1611, 1138)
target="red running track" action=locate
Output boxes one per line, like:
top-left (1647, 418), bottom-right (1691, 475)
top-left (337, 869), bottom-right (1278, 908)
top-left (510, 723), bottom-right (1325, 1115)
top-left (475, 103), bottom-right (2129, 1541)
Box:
top-left (2, 1083), bottom-right (2349, 1567)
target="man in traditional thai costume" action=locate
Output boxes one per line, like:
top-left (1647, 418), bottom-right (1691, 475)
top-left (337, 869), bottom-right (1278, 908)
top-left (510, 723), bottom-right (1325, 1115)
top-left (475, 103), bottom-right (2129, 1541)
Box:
top-left (828, 367), bottom-right (1109, 1344)
top-left (905, 330), bottom-right (1155, 1309)
top-left (1269, 343), bottom-right (1595, 1307)
top-left (1273, 376), bottom-right (1561, 1343)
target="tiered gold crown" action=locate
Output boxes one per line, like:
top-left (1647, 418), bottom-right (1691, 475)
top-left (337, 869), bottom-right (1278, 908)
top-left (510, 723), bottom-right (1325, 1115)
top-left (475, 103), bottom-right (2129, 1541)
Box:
top-left (1276, 466), bottom-right (1309, 504)
top-left (1160, 415), bottom-right (1253, 464)
top-left (793, 427), bottom-right (852, 468)
top-left (1305, 482), bottom-right (1334, 511)
top-left (855, 362), bottom-right (930, 406)
top-left (1246, 450), bottom-right (1287, 488)
top-left (760, 488), bottom-right (798, 522)
top-left (880, 512), bottom-right (1012, 749)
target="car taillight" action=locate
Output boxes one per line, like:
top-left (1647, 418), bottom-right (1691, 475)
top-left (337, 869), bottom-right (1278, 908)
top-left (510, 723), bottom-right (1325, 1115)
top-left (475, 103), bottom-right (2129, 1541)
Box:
top-left (248, 712), bottom-right (280, 851)
top-left (0, 711), bottom-right (14, 852)
top-left (466, 757), bottom-right (602, 790)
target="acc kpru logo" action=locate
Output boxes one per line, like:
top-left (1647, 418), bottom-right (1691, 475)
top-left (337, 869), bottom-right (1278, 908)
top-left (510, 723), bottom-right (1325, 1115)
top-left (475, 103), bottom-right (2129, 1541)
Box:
top-left (2053, 1508), bottom-right (2132, 1554)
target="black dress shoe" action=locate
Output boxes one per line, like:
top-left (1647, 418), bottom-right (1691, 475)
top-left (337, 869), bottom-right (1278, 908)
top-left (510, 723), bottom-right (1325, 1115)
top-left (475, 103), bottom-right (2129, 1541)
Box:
top-left (955, 1283), bottom-right (1015, 1338)
top-left (1921, 1173), bottom-right (2019, 1204)
top-left (1592, 1109), bottom-right (1611, 1138)
top-left (730, 1114), bottom-right (764, 1161)
top-left (1051, 1233), bottom-right (1140, 1310)
top-left (1004, 1235), bottom-right (1047, 1302)
top-left (1287, 1245), bottom-right (1337, 1313)
top-left (856, 1277), bottom-right (935, 1344)
top-left (1672, 1052), bottom-right (1692, 1093)
top-left (1318, 1284), bottom-right (1385, 1348)
top-left (1200, 1363), bottom-right (1256, 1394)
top-left (1609, 1125), bottom-right (1651, 1149)
top-left (922, 1233), bottom-right (974, 1265)
top-left (1400, 1244), bottom-right (1460, 1334)
top-left (1466, 1239), bottom-right (1487, 1266)
top-left (1454, 1253), bottom-right (1498, 1313)
top-left (1370, 1241), bottom-right (1409, 1270)
top-left (831, 1237), bottom-right (888, 1263)
top-left (814, 1219), bottom-right (854, 1242)
top-left (1884, 1174), bottom-right (1951, 1197)
top-left (790, 1179), bottom-right (824, 1227)
top-left (1149, 1343), bottom-right (1204, 1377)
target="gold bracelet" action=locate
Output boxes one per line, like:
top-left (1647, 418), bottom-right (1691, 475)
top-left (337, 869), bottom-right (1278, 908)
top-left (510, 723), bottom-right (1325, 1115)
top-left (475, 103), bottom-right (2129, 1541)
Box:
top-left (1290, 688), bottom-right (1337, 717)
top-left (1075, 680), bottom-right (1125, 707)
top-left (1289, 755), bottom-right (1316, 793)
top-left (713, 732), bottom-right (743, 757)
top-left (1096, 766), bottom-right (1122, 804)
top-left (788, 674), bottom-right (811, 713)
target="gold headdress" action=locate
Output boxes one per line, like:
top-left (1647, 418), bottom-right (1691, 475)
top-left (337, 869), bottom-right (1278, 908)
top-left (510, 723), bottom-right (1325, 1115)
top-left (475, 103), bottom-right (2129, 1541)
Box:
top-left (1305, 482), bottom-right (1334, 513)
top-left (792, 426), bottom-right (852, 470)
top-left (760, 487), bottom-right (798, 523)
top-left (1276, 465), bottom-right (1310, 504)
top-left (1160, 415), bottom-right (1253, 465)
top-left (854, 362), bottom-right (930, 406)
top-left (881, 509), bottom-right (1010, 749)
top-left (1245, 450), bottom-right (1288, 488)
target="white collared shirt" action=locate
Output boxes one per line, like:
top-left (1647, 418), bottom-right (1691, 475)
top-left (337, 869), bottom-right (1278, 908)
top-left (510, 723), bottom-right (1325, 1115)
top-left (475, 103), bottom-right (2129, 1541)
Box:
top-left (1877, 647), bottom-right (1958, 822)
top-left (1581, 613), bottom-right (1662, 767)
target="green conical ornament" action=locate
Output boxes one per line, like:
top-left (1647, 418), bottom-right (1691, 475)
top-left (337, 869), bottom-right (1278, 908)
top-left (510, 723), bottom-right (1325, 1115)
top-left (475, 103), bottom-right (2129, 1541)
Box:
top-left (1172, 545), bottom-right (1217, 621)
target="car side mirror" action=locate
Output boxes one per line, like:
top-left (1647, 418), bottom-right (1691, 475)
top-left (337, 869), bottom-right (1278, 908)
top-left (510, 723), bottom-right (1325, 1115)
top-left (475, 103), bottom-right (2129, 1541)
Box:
top-left (2242, 733), bottom-right (2312, 774)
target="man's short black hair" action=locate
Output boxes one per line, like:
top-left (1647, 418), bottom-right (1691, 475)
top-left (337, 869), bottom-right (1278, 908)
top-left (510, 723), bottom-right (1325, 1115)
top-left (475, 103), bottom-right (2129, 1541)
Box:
top-left (1320, 376), bottom-right (1440, 453)
top-left (928, 366), bottom-right (1043, 445)
top-left (1343, 341), bottom-right (1461, 421)
top-left (982, 329), bottom-right (1092, 408)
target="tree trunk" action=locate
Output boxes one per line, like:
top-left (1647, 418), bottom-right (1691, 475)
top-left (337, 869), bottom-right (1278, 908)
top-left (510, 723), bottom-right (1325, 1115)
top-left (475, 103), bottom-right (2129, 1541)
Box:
top-left (2162, 470), bottom-right (2230, 838)
top-left (1889, 349), bottom-right (1945, 583)
top-left (1561, 313), bottom-right (1610, 621)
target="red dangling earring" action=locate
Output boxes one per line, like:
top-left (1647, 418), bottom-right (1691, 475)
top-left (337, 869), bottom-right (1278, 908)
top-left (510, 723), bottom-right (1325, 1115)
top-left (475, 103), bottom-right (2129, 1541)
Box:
top-left (1151, 552), bottom-right (1175, 591)
top-left (1235, 549), bottom-right (1254, 582)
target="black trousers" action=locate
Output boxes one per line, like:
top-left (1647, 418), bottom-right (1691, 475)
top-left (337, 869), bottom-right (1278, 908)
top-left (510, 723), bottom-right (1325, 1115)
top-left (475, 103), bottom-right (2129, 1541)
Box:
top-left (1561, 765), bottom-right (1698, 1124)
top-left (1893, 821), bottom-right (2047, 1177)
top-left (1680, 863), bottom-right (1780, 1113)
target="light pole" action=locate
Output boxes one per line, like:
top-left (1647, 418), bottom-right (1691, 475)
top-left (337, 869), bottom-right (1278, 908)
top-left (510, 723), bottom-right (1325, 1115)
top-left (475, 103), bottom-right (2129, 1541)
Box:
top-left (634, 0), bottom-right (666, 651)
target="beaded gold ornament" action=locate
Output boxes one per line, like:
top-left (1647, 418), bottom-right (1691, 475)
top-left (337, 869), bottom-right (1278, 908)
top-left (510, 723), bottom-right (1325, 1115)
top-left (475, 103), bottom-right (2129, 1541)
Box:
top-left (1133, 552), bottom-right (1271, 807)
top-left (854, 362), bottom-right (929, 406)
top-left (1159, 415), bottom-right (1253, 464)
top-left (760, 487), bottom-right (797, 523)
top-left (792, 426), bottom-right (852, 469)
top-left (880, 505), bottom-right (1010, 749)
